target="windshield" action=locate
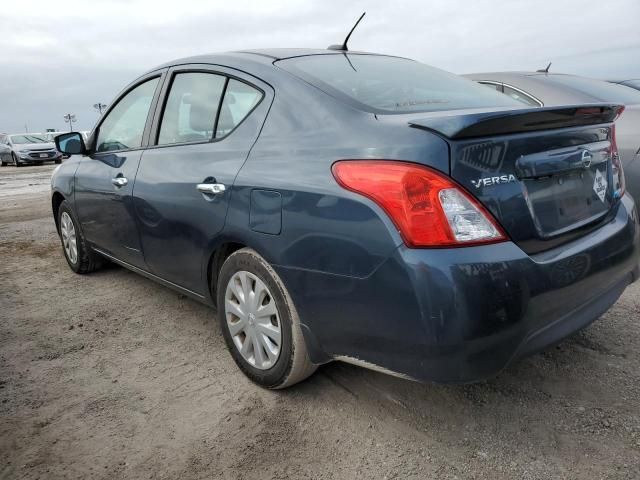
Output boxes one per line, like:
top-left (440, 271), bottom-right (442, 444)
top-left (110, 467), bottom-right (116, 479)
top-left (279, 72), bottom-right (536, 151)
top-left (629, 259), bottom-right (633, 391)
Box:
top-left (277, 54), bottom-right (522, 114)
top-left (10, 135), bottom-right (47, 144)
top-left (542, 75), bottom-right (640, 105)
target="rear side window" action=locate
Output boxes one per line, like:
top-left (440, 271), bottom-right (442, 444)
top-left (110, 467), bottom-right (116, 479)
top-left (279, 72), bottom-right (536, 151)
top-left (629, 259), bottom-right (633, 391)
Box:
top-left (277, 54), bottom-right (521, 114)
top-left (502, 86), bottom-right (541, 107)
top-left (480, 82), bottom-right (502, 92)
top-left (216, 79), bottom-right (263, 138)
top-left (158, 73), bottom-right (226, 145)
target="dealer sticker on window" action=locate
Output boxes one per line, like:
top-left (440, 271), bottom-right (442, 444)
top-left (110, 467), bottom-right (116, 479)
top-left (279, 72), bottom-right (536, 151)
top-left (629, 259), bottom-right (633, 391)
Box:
top-left (593, 169), bottom-right (607, 203)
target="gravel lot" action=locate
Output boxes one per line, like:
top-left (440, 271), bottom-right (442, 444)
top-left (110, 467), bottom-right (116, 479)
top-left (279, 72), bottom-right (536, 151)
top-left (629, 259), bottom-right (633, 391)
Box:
top-left (1, 164), bottom-right (639, 479)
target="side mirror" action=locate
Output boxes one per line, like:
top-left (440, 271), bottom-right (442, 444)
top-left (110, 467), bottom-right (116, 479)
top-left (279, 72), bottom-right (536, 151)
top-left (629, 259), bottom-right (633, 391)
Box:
top-left (55, 132), bottom-right (87, 155)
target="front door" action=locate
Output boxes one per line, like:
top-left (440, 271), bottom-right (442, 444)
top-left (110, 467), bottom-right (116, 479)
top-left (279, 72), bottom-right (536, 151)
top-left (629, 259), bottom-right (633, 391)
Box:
top-left (133, 66), bottom-right (272, 294)
top-left (74, 74), bottom-right (164, 267)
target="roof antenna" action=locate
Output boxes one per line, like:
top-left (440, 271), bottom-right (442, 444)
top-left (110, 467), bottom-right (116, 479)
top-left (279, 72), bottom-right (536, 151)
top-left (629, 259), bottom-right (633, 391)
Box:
top-left (328, 12), bottom-right (366, 51)
top-left (537, 62), bottom-right (552, 73)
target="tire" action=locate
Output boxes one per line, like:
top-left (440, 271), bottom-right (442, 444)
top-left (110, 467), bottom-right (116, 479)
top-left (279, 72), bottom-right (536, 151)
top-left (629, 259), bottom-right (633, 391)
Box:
top-left (0, 159), bottom-right (7, 166)
top-left (12, 153), bottom-right (21, 167)
top-left (57, 200), bottom-right (104, 274)
top-left (54, 158), bottom-right (62, 164)
top-left (217, 248), bottom-right (317, 389)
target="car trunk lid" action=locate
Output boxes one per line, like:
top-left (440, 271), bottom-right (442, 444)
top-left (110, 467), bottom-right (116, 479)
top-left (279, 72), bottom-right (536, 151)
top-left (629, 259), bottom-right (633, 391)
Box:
top-left (408, 104), bottom-right (624, 254)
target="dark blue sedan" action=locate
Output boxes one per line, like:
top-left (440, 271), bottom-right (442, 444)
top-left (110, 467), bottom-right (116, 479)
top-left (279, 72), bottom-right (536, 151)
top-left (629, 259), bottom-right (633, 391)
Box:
top-left (52, 49), bottom-right (639, 388)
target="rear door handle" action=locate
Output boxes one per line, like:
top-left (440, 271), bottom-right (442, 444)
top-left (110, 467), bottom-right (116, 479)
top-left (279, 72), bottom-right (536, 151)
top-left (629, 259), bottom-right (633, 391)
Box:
top-left (196, 183), bottom-right (226, 195)
top-left (112, 176), bottom-right (128, 187)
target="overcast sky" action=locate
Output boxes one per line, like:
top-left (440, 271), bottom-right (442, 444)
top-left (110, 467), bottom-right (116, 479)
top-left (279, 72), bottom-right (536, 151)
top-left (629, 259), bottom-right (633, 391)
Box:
top-left (1, 0), bottom-right (639, 133)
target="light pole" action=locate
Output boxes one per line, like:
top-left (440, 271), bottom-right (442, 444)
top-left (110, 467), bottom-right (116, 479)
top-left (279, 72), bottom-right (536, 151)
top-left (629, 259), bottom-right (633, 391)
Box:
top-left (63, 113), bottom-right (77, 132)
top-left (93, 103), bottom-right (108, 115)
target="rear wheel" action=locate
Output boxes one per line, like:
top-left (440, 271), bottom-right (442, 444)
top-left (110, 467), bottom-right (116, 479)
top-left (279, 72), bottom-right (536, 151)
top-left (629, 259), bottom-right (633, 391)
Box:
top-left (0, 158), bottom-right (7, 166)
top-left (57, 200), bottom-right (104, 274)
top-left (217, 248), bottom-right (317, 389)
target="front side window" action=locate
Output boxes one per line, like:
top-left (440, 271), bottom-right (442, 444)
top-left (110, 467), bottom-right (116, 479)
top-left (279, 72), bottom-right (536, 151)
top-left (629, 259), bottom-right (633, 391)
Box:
top-left (216, 79), bottom-right (263, 138)
top-left (158, 72), bottom-right (226, 145)
top-left (277, 54), bottom-right (522, 114)
top-left (96, 77), bottom-right (159, 152)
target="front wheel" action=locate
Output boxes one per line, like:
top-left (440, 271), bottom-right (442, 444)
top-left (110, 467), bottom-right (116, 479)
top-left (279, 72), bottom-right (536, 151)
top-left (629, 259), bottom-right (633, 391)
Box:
top-left (217, 248), bottom-right (317, 389)
top-left (12, 153), bottom-right (21, 167)
top-left (54, 158), bottom-right (62, 164)
top-left (57, 200), bottom-right (104, 274)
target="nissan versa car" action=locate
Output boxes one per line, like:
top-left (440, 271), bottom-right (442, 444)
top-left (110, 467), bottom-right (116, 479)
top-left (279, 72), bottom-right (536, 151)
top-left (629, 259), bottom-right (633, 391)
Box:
top-left (0, 133), bottom-right (63, 166)
top-left (52, 49), bottom-right (639, 389)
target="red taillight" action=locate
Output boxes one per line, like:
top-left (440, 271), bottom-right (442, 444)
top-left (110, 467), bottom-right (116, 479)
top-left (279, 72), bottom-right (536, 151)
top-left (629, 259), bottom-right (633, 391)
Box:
top-left (331, 160), bottom-right (507, 248)
top-left (611, 123), bottom-right (626, 199)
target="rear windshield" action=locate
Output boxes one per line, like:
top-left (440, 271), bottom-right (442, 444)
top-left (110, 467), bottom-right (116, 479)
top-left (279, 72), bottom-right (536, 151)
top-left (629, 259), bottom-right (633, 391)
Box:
top-left (542, 75), bottom-right (640, 105)
top-left (277, 54), bottom-right (522, 114)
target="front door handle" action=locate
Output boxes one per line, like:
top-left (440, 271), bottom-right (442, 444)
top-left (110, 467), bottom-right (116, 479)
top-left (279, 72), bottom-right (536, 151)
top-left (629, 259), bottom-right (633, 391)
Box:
top-left (196, 183), bottom-right (226, 195)
top-left (112, 176), bottom-right (128, 187)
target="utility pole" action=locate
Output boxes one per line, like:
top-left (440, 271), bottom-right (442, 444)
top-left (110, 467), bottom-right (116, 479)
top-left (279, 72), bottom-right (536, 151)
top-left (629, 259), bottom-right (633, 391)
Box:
top-left (93, 103), bottom-right (108, 115)
top-left (63, 113), bottom-right (77, 131)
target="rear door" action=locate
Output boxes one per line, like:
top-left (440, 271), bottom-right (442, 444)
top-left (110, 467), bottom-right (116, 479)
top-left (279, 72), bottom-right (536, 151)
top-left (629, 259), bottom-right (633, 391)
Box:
top-left (74, 71), bottom-right (166, 267)
top-left (133, 64), bottom-right (273, 294)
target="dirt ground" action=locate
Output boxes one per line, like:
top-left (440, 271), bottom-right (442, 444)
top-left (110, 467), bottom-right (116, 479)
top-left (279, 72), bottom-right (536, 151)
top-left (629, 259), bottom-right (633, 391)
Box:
top-left (1, 164), bottom-right (639, 480)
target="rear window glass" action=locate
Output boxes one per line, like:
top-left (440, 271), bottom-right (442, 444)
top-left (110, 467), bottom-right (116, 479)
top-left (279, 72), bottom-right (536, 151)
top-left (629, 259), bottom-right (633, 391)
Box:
top-left (216, 79), bottom-right (263, 138)
top-left (542, 75), bottom-right (640, 105)
top-left (277, 54), bottom-right (522, 114)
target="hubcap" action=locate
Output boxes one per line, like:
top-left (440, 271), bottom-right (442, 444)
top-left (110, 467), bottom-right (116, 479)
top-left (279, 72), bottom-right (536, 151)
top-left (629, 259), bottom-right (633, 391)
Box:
top-left (60, 212), bottom-right (78, 264)
top-left (224, 271), bottom-right (281, 370)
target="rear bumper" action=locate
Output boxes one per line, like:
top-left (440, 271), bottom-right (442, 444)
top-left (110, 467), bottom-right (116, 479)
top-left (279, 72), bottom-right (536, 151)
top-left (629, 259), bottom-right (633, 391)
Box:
top-left (280, 195), bottom-right (639, 383)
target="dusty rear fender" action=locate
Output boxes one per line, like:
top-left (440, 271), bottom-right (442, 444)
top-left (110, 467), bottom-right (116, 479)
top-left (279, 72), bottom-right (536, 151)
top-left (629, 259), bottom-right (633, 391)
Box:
top-left (51, 156), bottom-right (83, 228)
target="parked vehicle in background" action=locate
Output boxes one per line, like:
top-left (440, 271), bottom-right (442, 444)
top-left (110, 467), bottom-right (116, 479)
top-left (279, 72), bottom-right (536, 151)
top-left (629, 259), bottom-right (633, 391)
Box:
top-left (0, 133), bottom-right (62, 166)
top-left (43, 131), bottom-right (65, 143)
top-left (465, 72), bottom-right (640, 202)
top-left (609, 79), bottom-right (640, 92)
top-left (51, 49), bottom-right (638, 389)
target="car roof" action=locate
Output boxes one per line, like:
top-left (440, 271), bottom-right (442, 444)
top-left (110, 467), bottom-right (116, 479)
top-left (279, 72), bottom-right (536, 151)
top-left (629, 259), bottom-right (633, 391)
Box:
top-left (153, 48), bottom-right (378, 68)
top-left (146, 48), bottom-right (395, 77)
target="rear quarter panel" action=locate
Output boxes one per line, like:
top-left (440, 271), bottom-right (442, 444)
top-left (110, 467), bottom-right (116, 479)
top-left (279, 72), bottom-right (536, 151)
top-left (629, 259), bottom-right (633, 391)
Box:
top-left (222, 70), bottom-right (451, 278)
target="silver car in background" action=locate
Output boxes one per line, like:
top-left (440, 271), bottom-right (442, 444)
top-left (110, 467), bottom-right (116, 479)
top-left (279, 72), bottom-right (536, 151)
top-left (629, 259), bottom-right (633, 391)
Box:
top-left (464, 72), bottom-right (640, 202)
top-left (0, 133), bottom-right (63, 166)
